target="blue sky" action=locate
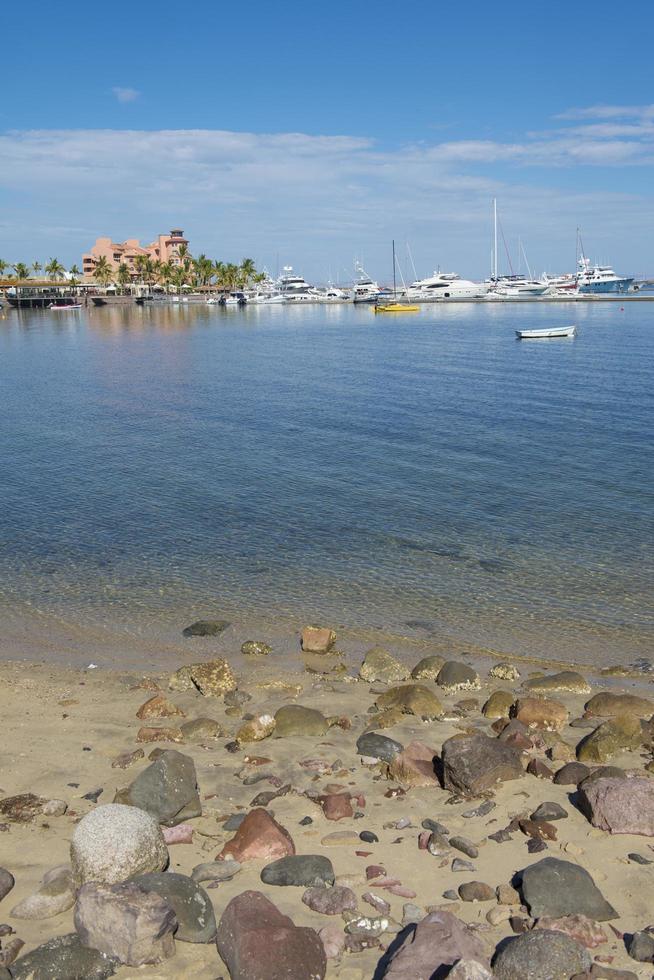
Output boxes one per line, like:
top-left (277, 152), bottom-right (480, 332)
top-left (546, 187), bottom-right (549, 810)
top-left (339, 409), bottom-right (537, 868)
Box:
top-left (2, 0), bottom-right (653, 280)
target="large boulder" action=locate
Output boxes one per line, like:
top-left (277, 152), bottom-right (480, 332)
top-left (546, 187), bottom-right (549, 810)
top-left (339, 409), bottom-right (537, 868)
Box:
top-left (576, 715), bottom-right (643, 763)
top-left (584, 692), bottom-right (653, 718)
top-left (513, 697), bottom-right (568, 732)
top-left (520, 857), bottom-right (617, 921)
top-left (71, 804), bottom-right (168, 886)
top-left (168, 659), bottom-right (237, 696)
top-left (381, 910), bottom-right (488, 978)
top-left (441, 733), bottom-right (523, 795)
top-left (375, 685), bottom-right (443, 720)
top-left (359, 648), bottom-right (410, 684)
top-left (10, 934), bottom-right (119, 980)
top-left (131, 872), bottom-right (216, 943)
top-left (260, 855), bottom-right (335, 888)
top-left (74, 881), bottom-right (176, 967)
top-left (436, 661), bottom-right (481, 692)
top-left (274, 705), bottom-right (328, 737)
top-left (216, 890), bottom-right (326, 979)
top-left (122, 750), bottom-right (201, 826)
top-left (523, 671), bottom-right (591, 695)
top-left (579, 775), bottom-right (654, 835)
top-left (493, 929), bottom-right (591, 979)
top-left (217, 808), bottom-right (295, 863)
top-left (410, 655), bottom-right (445, 680)
top-left (356, 731), bottom-right (404, 762)
top-left (387, 741), bottom-right (439, 788)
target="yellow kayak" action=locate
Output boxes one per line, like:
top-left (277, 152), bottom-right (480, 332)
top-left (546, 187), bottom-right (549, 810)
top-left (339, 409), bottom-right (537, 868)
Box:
top-left (374, 303), bottom-right (420, 313)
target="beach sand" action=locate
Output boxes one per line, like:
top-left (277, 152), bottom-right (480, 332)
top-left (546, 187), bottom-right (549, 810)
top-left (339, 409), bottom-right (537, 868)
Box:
top-left (1, 627), bottom-right (653, 978)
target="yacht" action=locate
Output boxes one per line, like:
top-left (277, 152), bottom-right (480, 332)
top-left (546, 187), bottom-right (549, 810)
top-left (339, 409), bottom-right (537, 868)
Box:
top-left (488, 275), bottom-right (550, 298)
top-left (406, 271), bottom-right (489, 301)
top-left (277, 266), bottom-right (322, 302)
top-left (576, 256), bottom-right (634, 294)
top-left (351, 264), bottom-right (383, 304)
top-left (542, 272), bottom-right (578, 293)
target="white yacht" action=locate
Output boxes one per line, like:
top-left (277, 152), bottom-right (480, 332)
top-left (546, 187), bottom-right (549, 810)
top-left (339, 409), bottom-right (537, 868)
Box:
top-left (277, 266), bottom-right (322, 302)
top-left (406, 271), bottom-right (489, 301)
top-left (576, 256), bottom-right (634, 294)
top-left (488, 275), bottom-right (550, 298)
top-left (542, 272), bottom-right (578, 294)
top-left (351, 264), bottom-right (383, 304)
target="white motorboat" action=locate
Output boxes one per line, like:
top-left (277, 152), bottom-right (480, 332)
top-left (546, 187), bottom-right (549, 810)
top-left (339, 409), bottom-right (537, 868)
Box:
top-left (352, 264), bottom-right (383, 304)
top-left (278, 266), bottom-right (322, 302)
top-left (542, 273), bottom-right (578, 293)
top-left (490, 276), bottom-right (550, 298)
top-left (49, 302), bottom-right (82, 310)
top-left (576, 256), bottom-right (633, 294)
top-left (516, 325), bottom-right (576, 339)
top-left (406, 271), bottom-right (489, 301)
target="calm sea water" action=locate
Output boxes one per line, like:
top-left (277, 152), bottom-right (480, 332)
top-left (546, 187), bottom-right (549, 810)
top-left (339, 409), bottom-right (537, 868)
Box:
top-left (0, 299), bottom-right (652, 665)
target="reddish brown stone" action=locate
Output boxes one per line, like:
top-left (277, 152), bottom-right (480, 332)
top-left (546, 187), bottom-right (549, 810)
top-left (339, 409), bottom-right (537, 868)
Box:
top-left (519, 819), bottom-right (558, 841)
top-left (534, 913), bottom-right (607, 948)
top-left (527, 758), bottom-right (554, 780)
top-left (319, 794), bottom-right (353, 821)
top-left (217, 807), bottom-right (295, 863)
top-left (136, 695), bottom-right (185, 721)
top-left (387, 740), bottom-right (438, 788)
top-left (301, 627), bottom-right (336, 653)
top-left (136, 726), bottom-right (184, 744)
top-left (514, 697), bottom-right (569, 732)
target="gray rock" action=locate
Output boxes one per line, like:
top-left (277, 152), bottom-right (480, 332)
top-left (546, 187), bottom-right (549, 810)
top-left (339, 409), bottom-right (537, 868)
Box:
top-left (10, 933), bottom-right (119, 979)
top-left (520, 857), bottom-right (617, 921)
top-left (71, 804), bottom-right (168, 886)
top-left (450, 836), bottom-right (479, 858)
top-left (359, 647), bottom-right (410, 684)
top-left (74, 881), bottom-right (176, 966)
top-left (381, 910), bottom-right (488, 977)
top-left (191, 860), bottom-right (241, 884)
top-left (216, 889), bottom-right (326, 980)
top-left (180, 718), bottom-right (224, 741)
top-left (10, 865), bottom-right (76, 919)
top-left (530, 802), bottom-right (568, 822)
top-left (441, 733), bottom-right (523, 795)
top-left (0, 868), bottom-right (14, 902)
top-left (182, 619), bottom-right (230, 637)
top-left (301, 885), bottom-right (357, 915)
top-left (493, 928), bottom-right (591, 979)
top-left (410, 655), bottom-right (445, 680)
top-left (131, 872), bottom-right (216, 943)
top-left (448, 962), bottom-right (493, 980)
top-left (123, 749), bottom-right (201, 826)
top-left (260, 855), bottom-right (335, 888)
top-left (452, 858), bottom-right (475, 872)
top-left (437, 661), bottom-right (481, 692)
top-left (356, 732), bottom-right (404, 762)
top-left (274, 705), bottom-right (328, 737)
top-left (553, 762), bottom-right (590, 785)
top-left (223, 813), bottom-right (246, 831)
top-left (422, 818), bottom-right (450, 835)
top-left (458, 881), bottom-right (495, 902)
top-left (627, 927), bottom-right (654, 962)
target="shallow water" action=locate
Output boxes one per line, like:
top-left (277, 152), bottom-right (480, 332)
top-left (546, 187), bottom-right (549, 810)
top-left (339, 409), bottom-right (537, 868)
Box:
top-left (0, 299), bottom-right (652, 665)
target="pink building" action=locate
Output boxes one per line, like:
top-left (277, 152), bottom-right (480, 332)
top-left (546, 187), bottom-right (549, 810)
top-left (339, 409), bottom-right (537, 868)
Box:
top-left (82, 229), bottom-right (189, 278)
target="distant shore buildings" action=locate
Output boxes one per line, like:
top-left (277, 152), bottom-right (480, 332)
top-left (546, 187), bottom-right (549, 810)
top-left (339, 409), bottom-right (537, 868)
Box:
top-left (82, 229), bottom-right (189, 278)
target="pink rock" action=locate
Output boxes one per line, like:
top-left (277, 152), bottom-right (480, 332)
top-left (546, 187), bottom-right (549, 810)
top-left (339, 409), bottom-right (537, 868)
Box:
top-left (161, 824), bottom-right (194, 844)
top-left (319, 924), bottom-right (345, 960)
top-left (418, 831), bottom-right (431, 850)
top-left (366, 865), bottom-right (386, 880)
top-left (385, 884), bottom-right (417, 898)
top-left (387, 741), bottom-right (439, 788)
top-left (362, 892), bottom-right (391, 915)
top-left (319, 793), bottom-right (353, 821)
top-left (217, 807), bottom-right (295, 863)
top-left (579, 777), bottom-right (654, 836)
top-left (301, 627), bottom-right (336, 653)
top-left (534, 913), bottom-right (608, 948)
top-left (383, 910), bottom-right (489, 978)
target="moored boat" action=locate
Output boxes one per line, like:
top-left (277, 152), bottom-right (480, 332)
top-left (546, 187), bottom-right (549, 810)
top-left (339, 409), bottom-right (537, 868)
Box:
top-left (516, 325), bottom-right (576, 339)
top-left (49, 303), bottom-right (82, 310)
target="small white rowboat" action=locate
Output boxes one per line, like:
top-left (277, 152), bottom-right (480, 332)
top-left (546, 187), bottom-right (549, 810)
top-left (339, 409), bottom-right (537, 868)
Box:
top-left (49, 303), bottom-right (82, 311)
top-left (516, 325), bottom-right (576, 339)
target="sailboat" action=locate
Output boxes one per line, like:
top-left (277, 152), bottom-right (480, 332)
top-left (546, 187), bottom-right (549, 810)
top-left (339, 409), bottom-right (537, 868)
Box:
top-left (374, 241), bottom-right (419, 313)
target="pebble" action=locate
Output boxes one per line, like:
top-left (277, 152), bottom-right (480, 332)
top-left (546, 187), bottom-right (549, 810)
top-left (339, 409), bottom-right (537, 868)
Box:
top-left (530, 802), bottom-right (568, 822)
top-left (458, 881), bottom-right (495, 902)
top-left (321, 831), bottom-right (359, 846)
top-left (362, 892), bottom-right (391, 915)
top-left (450, 836), bottom-right (479, 858)
top-left (628, 852), bottom-right (653, 865)
top-left (422, 818), bottom-right (450, 834)
top-left (452, 858), bottom-right (476, 872)
top-left (359, 830), bottom-right (378, 843)
top-left (302, 885), bottom-right (357, 915)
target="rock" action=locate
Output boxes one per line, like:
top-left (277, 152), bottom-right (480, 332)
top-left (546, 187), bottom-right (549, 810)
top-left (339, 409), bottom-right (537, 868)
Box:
top-left (579, 775), bottom-right (654, 835)
top-left (458, 881), bottom-right (495, 902)
top-left (301, 626), bottom-right (336, 654)
top-left (493, 929), bottom-right (591, 979)
top-left (584, 692), bottom-right (653, 718)
top-left (514, 697), bottom-right (568, 732)
top-left (302, 885), bottom-right (356, 915)
top-left (10, 933), bottom-right (119, 980)
top-left (43, 799), bottom-right (68, 816)
top-left (441, 733), bottom-right (523, 796)
top-left (74, 881), bottom-right (176, 966)
top-left (524, 671), bottom-right (591, 695)
top-left (531, 802), bottom-right (568, 821)
top-left (497, 883), bottom-right (521, 905)
top-left (626, 927), bottom-right (654, 962)
top-left (554, 762), bottom-right (590, 785)
top-left (10, 865), bottom-right (75, 919)
top-left (452, 858), bottom-right (475, 873)
top-left (548, 741), bottom-right (576, 762)
top-left (0, 868), bottom-right (14, 902)
top-left (192, 860), bottom-right (241, 884)
top-left (320, 830), bottom-right (359, 846)
top-left (136, 695), bottom-right (185, 720)
top-left (136, 725), bottom-right (184, 744)
top-left (520, 858), bottom-right (617, 920)
top-left (526, 759), bottom-right (554, 779)
top-left (237, 714), bottom-right (276, 742)
top-left (410, 655), bottom-right (445, 680)
top-left (180, 717), bottom-right (225, 741)
top-left (381, 910), bottom-right (488, 978)
top-left (123, 749), bottom-right (201, 826)
top-left (182, 618), bottom-right (230, 637)
top-left (450, 837), bottom-right (479, 858)
top-left (402, 902), bottom-right (425, 924)
top-left (319, 923), bottom-right (345, 960)
top-left (241, 641), bottom-right (272, 656)
top-left (576, 716), bottom-right (643, 763)
top-left (375, 684), bottom-right (443, 720)
top-left (274, 704), bottom-right (328, 737)
top-left (580, 765), bottom-right (627, 785)
top-left (111, 749), bottom-right (145, 769)
top-left (216, 889), bottom-right (326, 979)
top-left (360, 647), bottom-right (410, 684)
top-left (436, 661), bottom-right (481, 692)
top-left (387, 740), bottom-right (438, 788)
top-left (261, 854), bottom-right (334, 888)
top-left (131, 872), bottom-right (216, 943)
top-left (0, 793), bottom-right (46, 822)
top-left (448, 960), bottom-right (493, 979)
top-left (483, 690), bottom-right (515, 719)
top-left (218, 807), bottom-right (295, 863)
top-left (187, 659), bottom-right (237, 696)
top-left (356, 732), bottom-right (404, 762)
top-left (71, 804), bottom-right (168, 886)
top-left (490, 662), bottom-right (520, 681)
top-left (534, 913), bottom-right (607, 948)
top-left (320, 793), bottom-right (353, 821)
top-left (162, 823), bottom-right (193, 844)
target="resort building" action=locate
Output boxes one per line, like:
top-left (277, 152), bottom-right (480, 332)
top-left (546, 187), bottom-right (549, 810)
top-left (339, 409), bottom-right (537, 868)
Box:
top-left (82, 229), bottom-right (189, 278)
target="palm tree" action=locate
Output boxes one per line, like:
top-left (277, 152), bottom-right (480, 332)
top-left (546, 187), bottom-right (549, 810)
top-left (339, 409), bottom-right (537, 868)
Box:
top-left (177, 243), bottom-right (191, 263)
top-left (239, 257), bottom-right (257, 288)
top-left (45, 258), bottom-right (66, 281)
top-left (159, 262), bottom-right (174, 292)
top-left (169, 265), bottom-right (188, 293)
top-left (92, 256), bottom-right (114, 287)
top-left (32, 261), bottom-right (42, 278)
top-left (193, 253), bottom-right (214, 287)
top-left (0, 260), bottom-right (9, 279)
top-left (116, 263), bottom-right (131, 293)
top-left (13, 262), bottom-right (31, 280)
top-left (68, 264), bottom-right (81, 290)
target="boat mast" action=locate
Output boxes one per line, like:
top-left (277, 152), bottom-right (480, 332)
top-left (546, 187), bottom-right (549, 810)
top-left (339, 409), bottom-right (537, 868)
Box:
top-left (392, 239), bottom-right (397, 298)
top-left (493, 198), bottom-right (498, 281)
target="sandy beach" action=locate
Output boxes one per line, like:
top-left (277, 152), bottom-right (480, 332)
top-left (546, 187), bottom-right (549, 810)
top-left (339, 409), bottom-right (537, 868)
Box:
top-left (1, 622), bottom-right (654, 978)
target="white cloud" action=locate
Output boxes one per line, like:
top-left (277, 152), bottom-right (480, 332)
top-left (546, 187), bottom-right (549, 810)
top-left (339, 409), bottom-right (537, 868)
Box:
top-left (112, 87), bottom-right (140, 104)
